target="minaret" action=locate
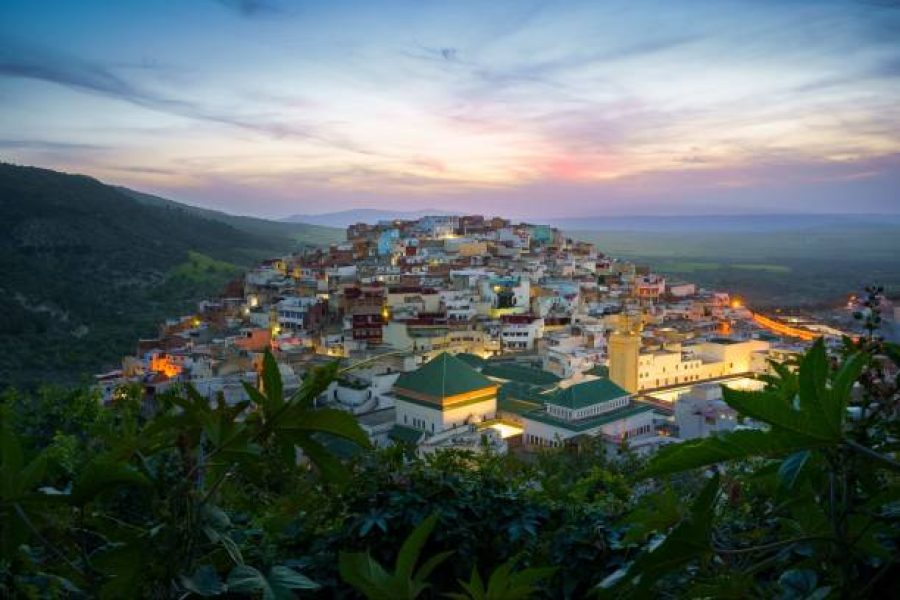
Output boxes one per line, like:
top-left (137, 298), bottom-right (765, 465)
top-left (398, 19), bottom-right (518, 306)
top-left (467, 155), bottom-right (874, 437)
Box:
top-left (608, 313), bottom-right (642, 393)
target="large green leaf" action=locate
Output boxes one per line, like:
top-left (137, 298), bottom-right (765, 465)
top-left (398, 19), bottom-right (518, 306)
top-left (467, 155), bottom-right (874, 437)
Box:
top-left (279, 408), bottom-right (371, 449)
top-left (396, 513), bottom-right (439, 580)
top-left (797, 340), bottom-right (840, 438)
top-left (620, 487), bottom-right (683, 543)
top-left (70, 456), bottom-right (151, 505)
top-left (777, 450), bottom-right (810, 491)
top-left (642, 429), bottom-right (827, 478)
top-left (295, 435), bottom-right (350, 483)
top-left (338, 552), bottom-right (397, 600)
top-left (179, 565), bottom-right (226, 597)
top-left (338, 513), bottom-right (449, 600)
top-left (267, 565), bottom-right (319, 593)
top-left (829, 351), bottom-right (866, 415)
top-left (227, 565), bottom-right (270, 597)
top-left (599, 474), bottom-right (719, 597)
top-left (448, 561), bottom-right (556, 600)
top-left (721, 387), bottom-right (836, 442)
top-left (261, 349), bottom-right (284, 414)
top-left (228, 564), bottom-right (319, 600)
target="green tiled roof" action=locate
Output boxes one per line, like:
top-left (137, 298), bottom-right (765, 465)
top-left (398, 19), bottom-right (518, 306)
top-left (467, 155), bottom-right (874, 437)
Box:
top-left (499, 396), bottom-right (543, 415)
top-left (455, 352), bottom-right (487, 369)
top-left (394, 352), bottom-right (496, 399)
top-left (586, 365), bottom-right (609, 377)
top-left (548, 378), bottom-right (630, 410)
top-left (388, 424), bottom-right (426, 445)
top-left (482, 363), bottom-right (561, 386)
top-left (498, 381), bottom-right (554, 405)
top-left (523, 403), bottom-right (654, 432)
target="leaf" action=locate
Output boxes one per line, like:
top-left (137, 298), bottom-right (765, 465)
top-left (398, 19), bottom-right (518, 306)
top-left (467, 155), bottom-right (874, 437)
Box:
top-left (829, 351), bottom-right (866, 413)
top-left (620, 487), bottom-right (683, 544)
top-left (396, 513), bottom-right (439, 580)
top-left (267, 565), bottom-right (320, 594)
top-left (296, 435), bottom-right (349, 484)
top-left (242, 382), bottom-right (270, 413)
top-left (778, 569), bottom-right (818, 598)
top-left (797, 340), bottom-right (841, 438)
top-left (599, 474), bottom-right (719, 597)
top-left (227, 565), bottom-right (270, 597)
top-left (92, 542), bottom-right (145, 599)
top-left (180, 565), bottom-right (226, 597)
top-left (778, 450), bottom-right (810, 491)
top-left (339, 552), bottom-right (395, 600)
top-left (70, 456), bottom-right (151, 505)
top-left (261, 349), bottom-right (284, 414)
top-left (642, 430), bottom-right (826, 478)
top-left (338, 513), bottom-right (447, 600)
top-left (721, 387), bottom-right (836, 442)
top-left (293, 362), bottom-right (340, 408)
top-left (279, 408), bottom-right (371, 449)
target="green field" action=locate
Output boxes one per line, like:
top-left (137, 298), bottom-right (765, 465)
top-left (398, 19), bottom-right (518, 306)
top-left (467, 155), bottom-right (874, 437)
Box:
top-left (169, 251), bottom-right (241, 283)
top-left (572, 225), bottom-right (900, 307)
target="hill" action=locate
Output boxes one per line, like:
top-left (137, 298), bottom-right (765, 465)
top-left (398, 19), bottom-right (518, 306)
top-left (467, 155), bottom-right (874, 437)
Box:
top-left (0, 163), bottom-right (340, 388)
top-left (282, 208), bottom-right (459, 228)
top-left (119, 187), bottom-right (342, 246)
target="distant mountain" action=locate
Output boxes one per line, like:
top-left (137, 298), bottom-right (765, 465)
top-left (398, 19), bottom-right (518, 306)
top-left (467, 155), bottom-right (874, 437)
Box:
top-left (283, 208), bottom-right (459, 228)
top-left (0, 163), bottom-right (340, 388)
top-left (549, 213), bottom-right (900, 233)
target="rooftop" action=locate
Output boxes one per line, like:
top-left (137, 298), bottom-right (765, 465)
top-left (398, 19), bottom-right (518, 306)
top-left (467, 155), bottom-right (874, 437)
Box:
top-left (394, 352), bottom-right (496, 399)
top-left (523, 403), bottom-right (655, 432)
top-left (548, 378), bottom-right (630, 410)
top-left (482, 363), bottom-right (561, 386)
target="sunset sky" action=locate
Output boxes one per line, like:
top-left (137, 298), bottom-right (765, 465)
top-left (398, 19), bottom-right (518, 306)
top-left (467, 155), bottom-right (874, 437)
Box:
top-left (1, 0), bottom-right (899, 218)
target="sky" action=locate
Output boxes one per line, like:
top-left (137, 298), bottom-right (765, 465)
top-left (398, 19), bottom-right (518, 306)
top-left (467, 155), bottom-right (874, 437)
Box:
top-left (1, 0), bottom-right (899, 219)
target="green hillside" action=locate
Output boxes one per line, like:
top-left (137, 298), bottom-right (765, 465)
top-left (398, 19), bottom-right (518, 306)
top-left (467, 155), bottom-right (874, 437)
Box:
top-left (0, 163), bottom-right (340, 388)
top-left (118, 187), bottom-right (342, 247)
top-left (572, 226), bottom-right (900, 308)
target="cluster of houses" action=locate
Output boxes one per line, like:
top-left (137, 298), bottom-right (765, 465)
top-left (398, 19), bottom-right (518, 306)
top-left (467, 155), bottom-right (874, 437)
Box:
top-left (97, 214), bottom-right (816, 458)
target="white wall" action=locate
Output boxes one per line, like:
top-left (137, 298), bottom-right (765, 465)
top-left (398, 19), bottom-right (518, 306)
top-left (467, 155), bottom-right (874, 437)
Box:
top-left (395, 397), bottom-right (497, 434)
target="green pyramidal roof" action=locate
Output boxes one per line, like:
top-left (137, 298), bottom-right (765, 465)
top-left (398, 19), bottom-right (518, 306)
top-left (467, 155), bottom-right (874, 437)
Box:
top-left (394, 352), bottom-right (496, 399)
top-left (549, 378), bottom-right (630, 409)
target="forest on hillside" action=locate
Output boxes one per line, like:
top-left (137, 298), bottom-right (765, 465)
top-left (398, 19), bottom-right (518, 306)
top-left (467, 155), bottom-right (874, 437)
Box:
top-left (0, 164), bottom-right (340, 388)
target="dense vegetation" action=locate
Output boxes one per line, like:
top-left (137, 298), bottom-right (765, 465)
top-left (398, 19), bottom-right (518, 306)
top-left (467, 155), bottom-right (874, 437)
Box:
top-left (0, 163), bottom-right (341, 388)
top-left (1, 292), bottom-right (897, 598)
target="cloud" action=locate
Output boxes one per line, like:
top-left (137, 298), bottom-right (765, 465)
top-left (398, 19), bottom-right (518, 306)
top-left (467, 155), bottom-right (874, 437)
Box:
top-left (0, 40), bottom-right (371, 154)
top-left (214, 0), bottom-right (282, 17)
top-left (0, 139), bottom-right (108, 151)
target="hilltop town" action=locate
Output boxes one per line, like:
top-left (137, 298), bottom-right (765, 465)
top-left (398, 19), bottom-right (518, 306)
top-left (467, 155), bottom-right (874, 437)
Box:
top-left (96, 215), bottom-right (858, 456)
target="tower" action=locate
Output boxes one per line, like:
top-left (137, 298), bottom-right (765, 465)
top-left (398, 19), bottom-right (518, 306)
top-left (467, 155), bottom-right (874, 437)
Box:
top-left (608, 313), bottom-right (642, 393)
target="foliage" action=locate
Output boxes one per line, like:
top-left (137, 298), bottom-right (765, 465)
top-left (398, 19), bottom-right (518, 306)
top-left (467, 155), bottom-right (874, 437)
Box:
top-left (3, 281), bottom-right (898, 598)
top-left (604, 286), bottom-right (900, 598)
top-left (0, 349), bottom-right (368, 597)
top-left (339, 513), bottom-right (453, 600)
top-left (446, 560), bottom-right (557, 600)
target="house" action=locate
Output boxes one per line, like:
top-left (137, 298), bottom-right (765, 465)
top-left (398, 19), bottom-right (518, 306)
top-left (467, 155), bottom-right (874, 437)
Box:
top-left (518, 378), bottom-right (655, 448)
top-left (391, 352), bottom-right (499, 434)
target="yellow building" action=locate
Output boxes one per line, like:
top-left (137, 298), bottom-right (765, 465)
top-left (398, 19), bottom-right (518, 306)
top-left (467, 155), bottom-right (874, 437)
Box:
top-left (608, 313), bottom-right (642, 393)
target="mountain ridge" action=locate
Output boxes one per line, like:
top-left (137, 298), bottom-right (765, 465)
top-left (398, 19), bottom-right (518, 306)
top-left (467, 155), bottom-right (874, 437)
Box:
top-left (0, 162), bottom-right (339, 388)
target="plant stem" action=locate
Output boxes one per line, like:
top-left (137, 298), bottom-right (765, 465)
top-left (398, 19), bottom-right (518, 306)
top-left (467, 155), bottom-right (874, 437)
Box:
top-left (712, 535), bottom-right (826, 555)
top-left (843, 439), bottom-right (900, 472)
